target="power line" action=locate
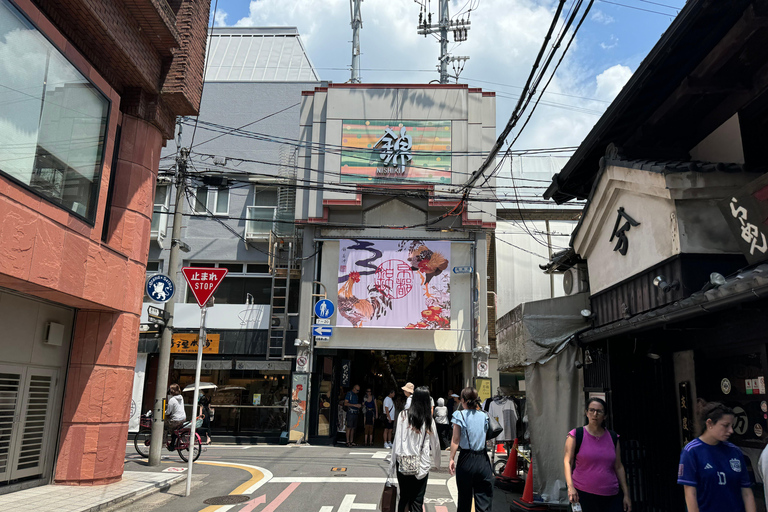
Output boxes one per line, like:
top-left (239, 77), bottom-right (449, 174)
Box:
top-left (597, 0), bottom-right (677, 16)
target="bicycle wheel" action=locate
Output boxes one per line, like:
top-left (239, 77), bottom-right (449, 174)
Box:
top-left (134, 430), bottom-right (151, 458)
top-left (177, 431), bottom-right (202, 462)
top-left (493, 458), bottom-right (507, 476)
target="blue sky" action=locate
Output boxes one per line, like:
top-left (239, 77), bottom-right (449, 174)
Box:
top-left (207, 0), bottom-right (685, 154)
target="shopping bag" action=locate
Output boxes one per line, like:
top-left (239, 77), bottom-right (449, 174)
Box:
top-left (379, 481), bottom-right (397, 512)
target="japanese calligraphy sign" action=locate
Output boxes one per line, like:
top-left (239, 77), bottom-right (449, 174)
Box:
top-left (340, 120), bottom-right (451, 184)
top-left (718, 174), bottom-right (768, 264)
top-left (182, 267), bottom-right (228, 307)
top-left (338, 239), bottom-right (451, 329)
top-left (171, 333), bottom-right (220, 354)
top-left (609, 207), bottom-right (640, 256)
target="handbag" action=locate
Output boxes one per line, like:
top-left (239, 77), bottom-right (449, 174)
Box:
top-left (486, 412), bottom-right (503, 440)
top-left (395, 413), bottom-right (429, 476)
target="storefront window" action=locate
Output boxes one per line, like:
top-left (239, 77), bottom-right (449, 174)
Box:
top-left (0, 0), bottom-right (110, 222)
top-left (172, 360), bottom-right (290, 434)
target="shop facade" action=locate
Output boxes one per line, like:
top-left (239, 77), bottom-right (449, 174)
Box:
top-left (293, 84), bottom-right (496, 442)
top-left (0, 0), bottom-right (209, 490)
top-left (538, 1), bottom-right (768, 509)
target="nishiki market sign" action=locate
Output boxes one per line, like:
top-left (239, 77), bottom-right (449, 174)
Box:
top-left (340, 120), bottom-right (451, 184)
top-left (337, 239), bottom-right (451, 329)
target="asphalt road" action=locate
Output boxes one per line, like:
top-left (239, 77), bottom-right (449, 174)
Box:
top-left (119, 443), bottom-right (519, 512)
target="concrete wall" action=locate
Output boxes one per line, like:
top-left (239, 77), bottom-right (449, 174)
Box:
top-left (574, 164), bottom-right (756, 294)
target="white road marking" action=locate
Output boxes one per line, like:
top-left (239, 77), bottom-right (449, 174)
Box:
top-left (372, 451), bottom-right (389, 459)
top-left (339, 494), bottom-right (376, 512)
top-left (447, 476), bottom-right (458, 504)
top-left (269, 477), bottom-right (446, 485)
top-left (348, 452), bottom-right (370, 455)
top-left (319, 507), bottom-right (334, 512)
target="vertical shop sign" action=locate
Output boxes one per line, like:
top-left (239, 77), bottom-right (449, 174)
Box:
top-left (679, 381), bottom-right (694, 444)
top-left (341, 360), bottom-right (351, 387)
top-left (128, 354), bottom-right (148, 432)
top-left (289, 373), bottom-right (309, 442)
top-left (475, 377), bottom-right (492, 405)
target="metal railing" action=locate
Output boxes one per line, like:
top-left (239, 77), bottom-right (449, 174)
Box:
top-left (245, 206), bottom-right (276, 240)
top-left (150, 204), bottom-right (168, 244)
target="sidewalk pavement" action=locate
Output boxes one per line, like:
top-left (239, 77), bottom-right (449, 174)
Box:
top-left (0, 471), bottom-right (185, 512)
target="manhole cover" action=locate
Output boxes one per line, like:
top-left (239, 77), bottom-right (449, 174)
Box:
top-left (203, 495), bottom-right (251, 505)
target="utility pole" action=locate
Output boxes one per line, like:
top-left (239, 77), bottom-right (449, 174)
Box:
top-left (349, 0), bottom-right (363, 83)
top-left (148, 147), bottom-right (188, 466)
top-left (417, 0), bottom-right (471, 84)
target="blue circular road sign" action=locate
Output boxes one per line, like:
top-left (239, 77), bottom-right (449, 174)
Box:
top-left (146, 274), bottom-right (175, 303)
top-left (314, 299), bottom-right (335, 319)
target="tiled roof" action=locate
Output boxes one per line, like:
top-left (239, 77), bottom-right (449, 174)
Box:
top-left (581, 264), bottom-right (768, 342)
top-left (205, 27), bottom-right (319, 82)
top-left (603, 157), bottom-right (747, 175)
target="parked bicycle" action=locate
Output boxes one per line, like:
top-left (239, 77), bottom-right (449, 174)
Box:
top-left (133, 413), bottom-right (202, 462)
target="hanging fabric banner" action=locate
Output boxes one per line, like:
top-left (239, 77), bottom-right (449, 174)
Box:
top-left (338, 239), bottom-right (451, 329)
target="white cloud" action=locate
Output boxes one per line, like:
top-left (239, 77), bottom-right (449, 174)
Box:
top-left (591, 10), bottom-right (615, 24)
top-left (595, 64), bottom-right (632, 101)
top-left (600, 35), bottom-right (618, 50)
top-left (214, 9), bottom-right (228, 27)
top-left (217, 0), bottom-right (635, 151)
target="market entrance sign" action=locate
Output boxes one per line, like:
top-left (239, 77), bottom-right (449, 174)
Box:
top-left (340, 120), bottom-right (451, 184)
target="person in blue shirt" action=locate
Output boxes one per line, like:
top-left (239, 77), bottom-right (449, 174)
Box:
top-left (344, 384), bottom-right (362, 446)
top-left (678, 402), bottom-right (756, 512)
top-left (449, 387), bottom-right (492, 512)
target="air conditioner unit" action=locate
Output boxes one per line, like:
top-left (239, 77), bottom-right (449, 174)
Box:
top-left (563, 265), bottom-right (589, 296)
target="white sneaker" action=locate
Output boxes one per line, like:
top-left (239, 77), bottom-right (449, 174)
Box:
top-left (384, 442), bottom-right (391, 448)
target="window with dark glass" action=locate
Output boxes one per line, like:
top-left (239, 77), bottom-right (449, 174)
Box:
top-left (0, 0), bottom-right (110, 222)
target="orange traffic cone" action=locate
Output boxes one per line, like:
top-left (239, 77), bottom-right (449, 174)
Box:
top-left (495, 443), bottom-right (506, 455)
top-left (501, 439), bottom-right (519, 480)
top-left (510, 459), bottom-right (546, 511)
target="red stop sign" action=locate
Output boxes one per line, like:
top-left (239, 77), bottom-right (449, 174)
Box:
top-left (182, 267), bottom-right (228, 307)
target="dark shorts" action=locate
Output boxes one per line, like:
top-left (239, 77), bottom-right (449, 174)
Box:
top-left (384, 419), bottom-right (394, 429)
top-left (346, 411), bottom-right (358, 428)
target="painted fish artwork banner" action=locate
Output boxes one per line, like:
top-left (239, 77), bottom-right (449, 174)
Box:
top-left (340, 120), bottom-right (452, 184)
top-left (338, 239), bottom-right (451, 329)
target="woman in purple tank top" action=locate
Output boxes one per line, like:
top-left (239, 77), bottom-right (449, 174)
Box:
top-left (563, 398), bottom-right (631, 512)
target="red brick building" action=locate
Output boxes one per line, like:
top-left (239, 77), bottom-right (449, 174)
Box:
top-left (0, 0), bottom-right (210, 489)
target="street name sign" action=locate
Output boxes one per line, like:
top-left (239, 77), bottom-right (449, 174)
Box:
top-left (452, 266), bottom-right (473, 274)
top-left (182, 267), bottom-right (228, 307)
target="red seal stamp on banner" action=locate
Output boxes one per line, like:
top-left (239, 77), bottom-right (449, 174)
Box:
top-left (374, 259), bottom-right (414, 299)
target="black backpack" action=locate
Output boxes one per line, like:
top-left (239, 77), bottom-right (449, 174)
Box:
top-left (574, 426), bottom-right (618, 457)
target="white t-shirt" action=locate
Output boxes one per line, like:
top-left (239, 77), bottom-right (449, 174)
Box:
top-left (404, 396), bottom-right (434, 410)
top-left (383, 396), bottom-right (395, 421)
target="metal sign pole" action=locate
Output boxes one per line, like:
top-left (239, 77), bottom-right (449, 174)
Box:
top-left (185, 305), bottom-right (207, 496)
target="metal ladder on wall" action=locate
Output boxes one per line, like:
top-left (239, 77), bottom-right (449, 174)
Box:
top-left (267, 238), bottom-right (294, 360)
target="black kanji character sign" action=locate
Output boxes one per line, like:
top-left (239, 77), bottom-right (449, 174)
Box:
top-left (609, 207), bottom-right (640, 255)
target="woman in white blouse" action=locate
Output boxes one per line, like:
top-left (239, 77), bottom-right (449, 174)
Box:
top-left (389, 385), bottom-right (441, 511)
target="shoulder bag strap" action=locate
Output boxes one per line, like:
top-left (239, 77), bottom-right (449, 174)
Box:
top-left (574, 426), bottom-right (584, 457)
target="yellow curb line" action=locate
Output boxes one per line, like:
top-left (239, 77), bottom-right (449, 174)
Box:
top-left (195, 461), bottom-right (271, 512)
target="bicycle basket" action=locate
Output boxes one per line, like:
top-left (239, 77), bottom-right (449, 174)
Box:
top-left (182, 418), bottom-right (204, 429)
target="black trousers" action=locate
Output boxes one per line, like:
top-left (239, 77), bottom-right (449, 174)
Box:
top-left (456, 449), bottom-right (493, 512)
top-left (574, 488), bottom-right (622, 512)
top-left (396, 470), bottom-right (428, 512)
